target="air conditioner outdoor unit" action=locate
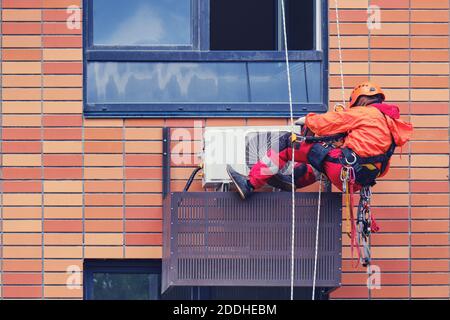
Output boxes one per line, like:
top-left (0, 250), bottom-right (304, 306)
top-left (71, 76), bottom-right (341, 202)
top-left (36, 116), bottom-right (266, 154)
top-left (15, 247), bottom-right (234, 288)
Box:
top-left (202, 126), bottom-right (301, 187)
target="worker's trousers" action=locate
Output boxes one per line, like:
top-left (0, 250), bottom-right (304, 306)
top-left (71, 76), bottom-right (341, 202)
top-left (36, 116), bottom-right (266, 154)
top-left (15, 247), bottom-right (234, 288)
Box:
top-left (249, 133), bottom-right (361, 192)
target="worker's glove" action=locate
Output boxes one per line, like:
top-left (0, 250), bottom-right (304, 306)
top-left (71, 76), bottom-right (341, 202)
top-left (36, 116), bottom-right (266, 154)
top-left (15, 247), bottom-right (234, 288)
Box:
top-left (295, 116), bottom-right (306, 126)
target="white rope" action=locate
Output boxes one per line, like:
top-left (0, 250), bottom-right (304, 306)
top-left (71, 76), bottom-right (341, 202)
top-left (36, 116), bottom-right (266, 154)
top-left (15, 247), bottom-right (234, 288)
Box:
top-left (312, 174), bottom-right (323, 300)
top-left (280, 0), bottom-right (296, 301)
top-left (334, 0), bottom-right (346, 105)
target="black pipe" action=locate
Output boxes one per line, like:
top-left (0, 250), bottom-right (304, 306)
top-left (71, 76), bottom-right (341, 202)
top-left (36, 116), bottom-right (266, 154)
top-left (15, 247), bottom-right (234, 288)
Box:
top-left (183, 167), bottom-right (202, 192)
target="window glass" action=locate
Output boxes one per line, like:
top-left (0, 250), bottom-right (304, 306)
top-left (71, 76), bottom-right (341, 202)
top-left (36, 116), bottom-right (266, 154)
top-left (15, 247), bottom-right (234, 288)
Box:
top-left (93, 0), bottom-right (191, 46)
top-left (92, 273), bottom-right (160, 300)
top-left (210, 0), bottom-right (277, 50)
top-left (87, 62), bottom-right (321, 104)
top-left (285, 0), bottom-right (315, 50)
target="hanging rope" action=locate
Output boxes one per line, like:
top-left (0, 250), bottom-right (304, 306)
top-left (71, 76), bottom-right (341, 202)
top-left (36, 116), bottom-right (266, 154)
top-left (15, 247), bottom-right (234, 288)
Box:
top-left (334, 0), bottom-right (346, 106)
top-left (311, 174), bottom-right (323, 300)
top-left (279, 0), bottom-right (296, 301)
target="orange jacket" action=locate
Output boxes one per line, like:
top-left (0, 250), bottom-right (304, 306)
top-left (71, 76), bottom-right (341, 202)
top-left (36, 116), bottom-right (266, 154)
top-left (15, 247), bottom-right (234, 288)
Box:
top-left (305, 104), bottom-right (413, 158)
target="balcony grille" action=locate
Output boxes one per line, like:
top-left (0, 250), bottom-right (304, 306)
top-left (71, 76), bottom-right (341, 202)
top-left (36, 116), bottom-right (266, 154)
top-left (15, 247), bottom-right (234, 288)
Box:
top-left (162, 192), bottom-right (342, 293)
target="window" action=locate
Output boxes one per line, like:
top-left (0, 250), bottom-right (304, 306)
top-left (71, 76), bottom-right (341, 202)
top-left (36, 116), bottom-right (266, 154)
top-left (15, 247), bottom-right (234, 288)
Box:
top-left (210, 0), bottom-right (315, 51)
top-left (210, 0), bottom-right (277, 50)
top-left (84, 260), bottom-right (162, 300)
top-left (84, 0), bottom-right (328, 118)
top-left (92, 0), bottom-right (193, 47)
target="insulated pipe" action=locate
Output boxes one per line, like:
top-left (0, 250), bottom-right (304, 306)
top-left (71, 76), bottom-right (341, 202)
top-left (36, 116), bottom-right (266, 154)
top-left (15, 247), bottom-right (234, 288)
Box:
top-left (183, 166), bottom-right (202, 192)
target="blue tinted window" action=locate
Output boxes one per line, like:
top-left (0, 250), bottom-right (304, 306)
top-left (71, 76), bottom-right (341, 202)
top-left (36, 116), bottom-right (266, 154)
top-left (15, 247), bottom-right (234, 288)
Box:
top-left (93, 0), bottom-right (191, 46)
top-left (87, 62), bottom-right (321, 104)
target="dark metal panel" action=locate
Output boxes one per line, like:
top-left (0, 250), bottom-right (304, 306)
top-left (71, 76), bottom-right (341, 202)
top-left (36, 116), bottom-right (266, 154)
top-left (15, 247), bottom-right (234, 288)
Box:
top-left (162, 192), bottom-right (342, 293)
top-left (162, 127), bottom-right (171, 199)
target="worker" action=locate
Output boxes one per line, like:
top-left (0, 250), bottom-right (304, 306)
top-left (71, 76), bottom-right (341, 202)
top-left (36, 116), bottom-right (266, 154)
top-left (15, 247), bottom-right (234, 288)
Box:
top-left (227, 82), bottom-right (413, 199)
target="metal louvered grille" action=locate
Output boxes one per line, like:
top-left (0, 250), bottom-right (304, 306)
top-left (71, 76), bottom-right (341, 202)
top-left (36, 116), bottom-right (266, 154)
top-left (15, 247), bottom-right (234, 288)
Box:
top-left (162, 192), bottom-right (342, 293)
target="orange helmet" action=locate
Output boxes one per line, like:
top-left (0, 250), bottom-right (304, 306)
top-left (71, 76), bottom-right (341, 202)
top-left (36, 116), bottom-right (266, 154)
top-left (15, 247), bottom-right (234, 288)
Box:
top-left (348, 82), bottom-right (385, 108)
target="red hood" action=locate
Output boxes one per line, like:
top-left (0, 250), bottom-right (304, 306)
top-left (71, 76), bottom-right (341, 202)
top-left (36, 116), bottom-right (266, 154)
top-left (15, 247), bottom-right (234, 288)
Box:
top-left (371, 103), bottom-right (413, 146)
top-left (371, 103), bottom-right (400, 119)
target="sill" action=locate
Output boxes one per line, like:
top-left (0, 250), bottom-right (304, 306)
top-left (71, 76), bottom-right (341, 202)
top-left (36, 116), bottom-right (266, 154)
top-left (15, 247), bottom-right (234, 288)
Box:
top-left (86, 50), bottom-right (323, 62)
top-left (84, 103), bottom-right (327, 118)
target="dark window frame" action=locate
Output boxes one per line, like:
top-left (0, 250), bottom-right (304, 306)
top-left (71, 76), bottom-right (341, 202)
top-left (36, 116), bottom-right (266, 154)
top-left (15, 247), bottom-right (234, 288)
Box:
top-left (83, 0), bottom-right (329, 118)
top-left (83, 259), bottom-right (162, 300)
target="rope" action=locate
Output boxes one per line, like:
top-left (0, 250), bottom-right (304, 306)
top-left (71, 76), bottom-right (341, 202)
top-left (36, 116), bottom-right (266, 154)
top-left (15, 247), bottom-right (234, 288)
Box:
top-left (279, 0), bottom-right (296, 301)
top-left (334, 0), bottom-right (346, 105)
top-left (311, 174), bottom-right (323, 300)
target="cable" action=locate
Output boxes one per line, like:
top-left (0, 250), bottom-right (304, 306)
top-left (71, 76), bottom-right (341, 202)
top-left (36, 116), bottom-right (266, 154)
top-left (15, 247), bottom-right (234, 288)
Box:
top-left (280, 0), bottom-right (296, 301)
top-left (312, 174), bottom-right (323, 300)
top-left (334, 0), bottom-right (346, 105)
top-left (183, 167), bottom-right (202, 192)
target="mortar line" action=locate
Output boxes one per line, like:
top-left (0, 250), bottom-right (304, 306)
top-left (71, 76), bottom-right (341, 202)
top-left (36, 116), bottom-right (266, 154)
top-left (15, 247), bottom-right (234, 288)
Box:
top-left (40, 0), bottom-right (45, 300)
top-left (0, 0), bottom-right (4, 301)
top-left (408, 0), bottom-right (412, 300)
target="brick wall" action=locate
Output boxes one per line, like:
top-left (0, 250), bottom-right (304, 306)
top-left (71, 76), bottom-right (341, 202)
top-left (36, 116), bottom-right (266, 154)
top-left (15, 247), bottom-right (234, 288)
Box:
top-left (0, 0), bottom-right (449, 299)
top-left (329, 0), bottom-right (450, 299)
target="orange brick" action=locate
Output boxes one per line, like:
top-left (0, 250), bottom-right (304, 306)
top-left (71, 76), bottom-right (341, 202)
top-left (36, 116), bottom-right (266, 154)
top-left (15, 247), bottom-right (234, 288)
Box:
top-left (370, 286), bottom-right (410, 299)
top-left (44, 194), bottom-right (83, 206)
top-left (411, 10), bottom-right (449, 22)
top-left (85, 220), bottom-right (123, 233)
top-left (85, 207), bottom-right (123, 219)
top-left (85, 234), bottom-right (123, 246)
top-left (2, 0), bottom-right (41, 8)
top-left (84, 247), bottom-right (123, 259)
top-left (44, 246), bottom-right (82, 259)
top-left (3, 260), bottom-right (42, 272)
top-left (43, 220), bottom-right (83, 233)
top-left (2, 9), bottom-right (42, 21)
top-left (412, 274), bottom-right (449, 285)
top-left (44, 207), bottom-right (83, 219)
top-left (412, 220), bottom-right (449, 233)
top-left (125, 220), bottom-right (162, 233)
top-left (2, 22), bottom-right (41, 34)
top-left (43, 88), bottom-right (82, 100)
top-left (125, 128), bottom-right (163, 140)
top-left (44, 260), bottom-right (82, 272)
top-left (3, 234), bottom-right (42, 246)
top-left (44, 233), bottom-right (83, 245)
top-left (84, 154), bottom-right (123, 167)
top-left (3, 246), bottom-right (42, 259)
top-left (84, 181), bottom-right (124, 193)
top-left (84, 128), bottom-right (123, 140)
top-left (2, 49), bottom-right (42, 61)
top-left (84, 168), bottom-right (124, 180)
top-left (2, 35), bottom-right (42, 47)
top-left (85, 194), bottom-right (123, 206)
top-left (411, 0), bottom-right (449, 9)
top-left (411, 286), bottom-right (449, 299)
top-left (3, 286), bottom-right (42, 299)
top-left (125, 246), bottom-right (162, 259)
top-left (43, 0), bottom-right (82, 8)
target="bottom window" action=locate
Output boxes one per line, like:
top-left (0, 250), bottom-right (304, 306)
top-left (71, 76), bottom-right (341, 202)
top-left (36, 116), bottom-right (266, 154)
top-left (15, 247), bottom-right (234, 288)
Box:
top-left (84, 260), bottom-right (162, 300)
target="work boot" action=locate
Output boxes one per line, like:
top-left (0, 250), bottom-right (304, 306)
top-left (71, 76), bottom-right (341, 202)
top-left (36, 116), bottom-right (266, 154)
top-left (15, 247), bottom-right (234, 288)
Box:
top-left (226, 165), bottom-right (254, 200)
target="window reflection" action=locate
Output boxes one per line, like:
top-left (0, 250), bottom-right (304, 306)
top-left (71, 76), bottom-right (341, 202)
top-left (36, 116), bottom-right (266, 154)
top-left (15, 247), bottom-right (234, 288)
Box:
top-left (92, 273), bottom-right (160, 300)
top-left (93, 0), bottom-right (191, 46)
top-left (87, 62), bottom-right (321, 104)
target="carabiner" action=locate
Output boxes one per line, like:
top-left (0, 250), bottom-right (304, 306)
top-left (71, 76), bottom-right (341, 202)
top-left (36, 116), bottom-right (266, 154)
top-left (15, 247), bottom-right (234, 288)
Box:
top-left (345, 152), bottom-right (358, 165)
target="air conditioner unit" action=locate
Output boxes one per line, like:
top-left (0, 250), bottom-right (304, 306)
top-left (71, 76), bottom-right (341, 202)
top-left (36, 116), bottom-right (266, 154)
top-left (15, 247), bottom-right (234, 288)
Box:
top-left (202, 126), bottom-right (301, 187)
